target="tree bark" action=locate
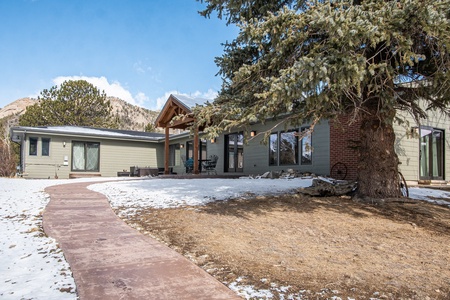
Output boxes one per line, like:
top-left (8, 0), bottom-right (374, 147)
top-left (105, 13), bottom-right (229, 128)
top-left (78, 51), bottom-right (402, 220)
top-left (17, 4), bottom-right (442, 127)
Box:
top-left (357, 106), bottom-right (401, 198)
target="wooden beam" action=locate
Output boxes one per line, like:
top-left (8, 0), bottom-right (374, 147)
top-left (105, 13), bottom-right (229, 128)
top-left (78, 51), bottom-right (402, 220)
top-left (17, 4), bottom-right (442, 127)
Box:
top-left (193, 127), bottom-right (199, 174)
top-left (164, 127), bottom-right (170, 175)
top-left (169, 117), bottom-right (195, 129)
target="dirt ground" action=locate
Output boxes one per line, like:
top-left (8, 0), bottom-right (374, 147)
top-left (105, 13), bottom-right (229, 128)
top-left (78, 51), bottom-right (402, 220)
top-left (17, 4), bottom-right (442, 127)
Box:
top-left (116, 193), bottom-right (450, 299)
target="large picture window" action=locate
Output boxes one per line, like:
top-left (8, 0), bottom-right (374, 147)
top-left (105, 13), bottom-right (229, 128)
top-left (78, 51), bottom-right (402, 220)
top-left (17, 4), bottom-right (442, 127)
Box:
top-left (29, 137), bottom-right (38, 156)
top-left (72, 141), bottom-right (100, 171)
top-left (269, 131), bottom-right (299, 166)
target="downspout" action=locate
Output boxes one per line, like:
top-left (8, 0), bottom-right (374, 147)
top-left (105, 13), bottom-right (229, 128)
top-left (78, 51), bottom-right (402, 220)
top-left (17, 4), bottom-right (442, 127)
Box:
top-left (9, 128), bottom-right (25, 175)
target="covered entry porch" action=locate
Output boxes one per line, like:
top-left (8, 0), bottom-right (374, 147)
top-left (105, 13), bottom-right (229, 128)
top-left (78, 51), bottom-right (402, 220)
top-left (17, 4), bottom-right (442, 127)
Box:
top-left (155, 94), bottom-right (203, 175)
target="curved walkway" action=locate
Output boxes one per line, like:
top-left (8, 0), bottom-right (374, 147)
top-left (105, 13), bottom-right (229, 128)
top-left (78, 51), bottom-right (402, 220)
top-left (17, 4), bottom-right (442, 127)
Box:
top-left (43, 181), bottom-right (240, 300)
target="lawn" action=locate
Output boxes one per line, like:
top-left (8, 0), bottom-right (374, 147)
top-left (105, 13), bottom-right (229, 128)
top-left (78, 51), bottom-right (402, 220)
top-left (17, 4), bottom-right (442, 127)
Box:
top-left (96, 179), bottom-right (450, 300)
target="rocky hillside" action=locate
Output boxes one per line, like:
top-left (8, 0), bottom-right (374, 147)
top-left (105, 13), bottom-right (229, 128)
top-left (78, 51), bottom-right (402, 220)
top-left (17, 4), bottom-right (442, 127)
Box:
top-left (108, 97), bottom-right (160, 132)
top-left (0, 97), bottom-right (161, 132)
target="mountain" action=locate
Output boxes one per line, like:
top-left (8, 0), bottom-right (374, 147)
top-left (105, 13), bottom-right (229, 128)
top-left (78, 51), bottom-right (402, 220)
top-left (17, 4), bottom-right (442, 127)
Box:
top-left (0, 98), bottom-right (38, 120)
top-left (108, 97), bottom-right (161, 132)
top-left (0, 97), bottom-right (162, 132)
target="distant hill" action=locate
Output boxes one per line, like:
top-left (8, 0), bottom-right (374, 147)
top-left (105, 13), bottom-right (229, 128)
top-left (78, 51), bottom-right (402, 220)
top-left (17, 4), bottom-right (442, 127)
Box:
top-left (0, 97), bottom-right (162, 132)
top-left (0, 97), bottom-right (38, 120)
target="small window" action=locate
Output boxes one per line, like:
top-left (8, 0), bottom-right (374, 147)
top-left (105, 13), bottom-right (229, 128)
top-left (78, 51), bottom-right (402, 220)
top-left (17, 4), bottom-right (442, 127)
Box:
top-left (301, 128), bottom-right (312, 165)
top-left (42, 138), bottom-right (50, 156)
top-left (29, 137), bottom-right (38, 156)
top-left (269, 133), bottom-right (278, 166)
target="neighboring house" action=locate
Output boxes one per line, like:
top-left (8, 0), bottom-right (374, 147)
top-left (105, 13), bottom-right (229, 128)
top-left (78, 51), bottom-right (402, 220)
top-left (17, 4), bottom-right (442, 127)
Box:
top-left (10, 94), bottom-right (449, 184)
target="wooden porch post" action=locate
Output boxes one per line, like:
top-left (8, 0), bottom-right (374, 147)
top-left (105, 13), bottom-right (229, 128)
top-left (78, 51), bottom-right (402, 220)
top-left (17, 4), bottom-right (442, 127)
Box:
top-left (164, 127), bottom-right (170, 175)
top-left (193, 127), bottom-right (199, 174)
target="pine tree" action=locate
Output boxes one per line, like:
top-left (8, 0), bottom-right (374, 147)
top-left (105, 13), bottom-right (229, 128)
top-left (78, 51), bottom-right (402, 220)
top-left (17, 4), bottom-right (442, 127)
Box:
top-left (19, 80), bottom-right (117, 128)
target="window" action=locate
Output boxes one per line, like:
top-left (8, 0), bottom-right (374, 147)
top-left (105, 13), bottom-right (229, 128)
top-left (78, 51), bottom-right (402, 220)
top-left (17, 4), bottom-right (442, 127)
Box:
top-left (300, 128), bottom-right (312, 165)
top-left (29, 137), bottom-right (38, 156)
top-left (42, 138), bottom-right (50, 156)
top-left (72, 141), bottom-right (100, 171)
top-left (186, 140), bottom-right (207, 161)
top-left (269, 133), bottom-right (278, 166)
top-left (420, 127), bottom-right (444, 180)
top-left (269, 131), bottom-right (299, 166)
top-left (280, 131), bottom-right (298, 165)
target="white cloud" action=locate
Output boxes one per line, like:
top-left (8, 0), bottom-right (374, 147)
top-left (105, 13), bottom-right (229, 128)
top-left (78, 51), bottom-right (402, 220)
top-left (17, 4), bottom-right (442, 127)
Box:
top-left (135, 92), bottom-right (149, 106)
top-left (153, 89), bottom-right (217, 110)
top-left (52, 76), bottom-right (138, 106)
top-left (50, 76), bottom-right (217, 112)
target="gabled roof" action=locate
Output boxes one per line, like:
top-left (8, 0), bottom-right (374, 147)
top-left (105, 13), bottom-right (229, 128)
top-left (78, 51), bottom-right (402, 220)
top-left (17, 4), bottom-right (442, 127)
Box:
top-left (155, 94), bottom-right (207, 129)
top-left (10, 126), bottom-right (166, 143)
top-left (170, 94), bottom-right (209, 109)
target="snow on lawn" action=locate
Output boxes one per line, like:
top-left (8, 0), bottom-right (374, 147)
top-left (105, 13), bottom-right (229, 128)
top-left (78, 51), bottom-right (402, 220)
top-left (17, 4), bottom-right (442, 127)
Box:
top-left (409, 187), bottom-right (450, 207)
top-left (0, 177), bottom-right (127, 300)
top-left (0, 178), bottom-right (76, 299)
top-left (88, 177), bottom-right (315, 212)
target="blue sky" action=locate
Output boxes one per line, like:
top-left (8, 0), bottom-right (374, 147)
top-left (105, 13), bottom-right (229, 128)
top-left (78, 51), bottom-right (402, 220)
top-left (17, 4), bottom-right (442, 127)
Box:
top-left (0, 0), bottom-right (238, 110)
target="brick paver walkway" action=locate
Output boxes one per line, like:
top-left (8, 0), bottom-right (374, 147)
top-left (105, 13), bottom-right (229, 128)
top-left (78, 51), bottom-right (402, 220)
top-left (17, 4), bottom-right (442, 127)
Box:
top-left (43, 182), bottom-right (240, 300)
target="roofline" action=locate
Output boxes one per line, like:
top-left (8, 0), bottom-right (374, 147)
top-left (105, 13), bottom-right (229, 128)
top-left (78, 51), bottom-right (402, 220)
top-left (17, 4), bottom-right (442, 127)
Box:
top-left (10, 126), bottom-right (167, 143)
top-left (154, 94), bottom-right (193, 128)
top-left (9, 126), bottom-right (203, 143)
top-left (170, 94), bottom-right (194, 112)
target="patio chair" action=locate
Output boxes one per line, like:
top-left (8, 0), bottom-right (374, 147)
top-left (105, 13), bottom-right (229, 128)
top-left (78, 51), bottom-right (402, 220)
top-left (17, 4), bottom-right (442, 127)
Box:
top-left (181, 155), bottom-right (194, 174)
top-left (202, 155), bottom-right (218, 175)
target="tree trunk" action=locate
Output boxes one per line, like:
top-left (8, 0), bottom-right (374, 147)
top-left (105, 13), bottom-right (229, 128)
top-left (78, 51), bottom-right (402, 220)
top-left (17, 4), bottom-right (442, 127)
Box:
top-left (357, 107), bottom-right (401, 198)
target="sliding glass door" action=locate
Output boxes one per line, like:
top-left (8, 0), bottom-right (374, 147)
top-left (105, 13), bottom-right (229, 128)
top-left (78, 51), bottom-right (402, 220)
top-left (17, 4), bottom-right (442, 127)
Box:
top-left (420, 127), bottom-right (444, 180)
top-left (225, 132), bottom-right (244, 172)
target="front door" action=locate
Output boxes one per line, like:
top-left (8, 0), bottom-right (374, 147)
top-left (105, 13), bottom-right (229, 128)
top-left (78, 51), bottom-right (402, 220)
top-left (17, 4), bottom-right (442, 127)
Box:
top-left (420, 127), bottom-right (445, 180)
top-left (225, 133), bottom-right (244, 172)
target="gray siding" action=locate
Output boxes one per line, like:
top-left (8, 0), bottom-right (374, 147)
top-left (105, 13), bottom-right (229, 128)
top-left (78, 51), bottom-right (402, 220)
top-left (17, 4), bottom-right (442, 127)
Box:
top-left (242, 120), bottom-right (330, 176)
top-left (168, 120), bottom-right (331, 176)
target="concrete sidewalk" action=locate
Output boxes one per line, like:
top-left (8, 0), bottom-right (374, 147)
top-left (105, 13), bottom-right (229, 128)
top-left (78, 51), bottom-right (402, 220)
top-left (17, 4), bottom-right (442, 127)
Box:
top-left (43, 182), bottom-right (240, 300)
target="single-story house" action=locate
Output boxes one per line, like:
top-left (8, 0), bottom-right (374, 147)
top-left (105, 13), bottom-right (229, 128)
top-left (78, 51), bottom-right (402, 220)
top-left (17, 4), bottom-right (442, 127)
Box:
top-left (10, 94), bottom-right (449, 184)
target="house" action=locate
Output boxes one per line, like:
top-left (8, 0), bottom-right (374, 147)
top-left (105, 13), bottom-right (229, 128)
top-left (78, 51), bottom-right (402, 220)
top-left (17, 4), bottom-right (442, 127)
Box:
top-left (10, 94), bottom-right (449, 184)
